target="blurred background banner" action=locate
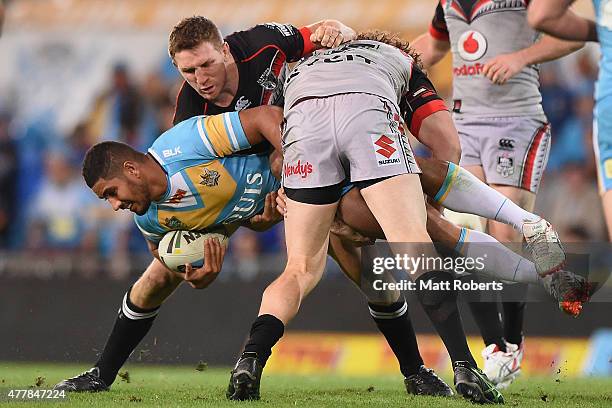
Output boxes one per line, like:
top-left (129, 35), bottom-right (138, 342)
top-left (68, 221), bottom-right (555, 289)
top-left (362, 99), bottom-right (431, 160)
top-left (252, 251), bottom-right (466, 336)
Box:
top-left (0, 0), bottom-right (610, 378)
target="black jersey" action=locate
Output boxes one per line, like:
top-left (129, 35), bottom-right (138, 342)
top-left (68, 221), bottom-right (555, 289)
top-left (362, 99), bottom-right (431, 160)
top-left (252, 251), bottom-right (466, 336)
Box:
top-left (173, 23), bottom-right (314, 125)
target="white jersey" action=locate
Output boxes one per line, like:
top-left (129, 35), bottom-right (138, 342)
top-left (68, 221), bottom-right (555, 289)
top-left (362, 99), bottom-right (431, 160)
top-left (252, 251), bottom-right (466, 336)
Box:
top-left (429, 0), bottom-right (545, 118)
top-left (283, 40), bottom-right (414, 111)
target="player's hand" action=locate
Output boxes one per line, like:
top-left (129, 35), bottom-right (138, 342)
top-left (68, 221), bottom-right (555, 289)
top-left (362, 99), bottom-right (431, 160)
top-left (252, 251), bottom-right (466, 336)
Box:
top-left (330, 218), bottom-right (375, 247)
top-left (183, 238), bottom-right (226, 289)
top-left (482, 53), bottom-right (527, 85)
top-left (246, 192), bottom-right (283, 231)
top-left (275, 187), bottom-right (287, 215)
top-left (311, 20), bottom-right (356, 48)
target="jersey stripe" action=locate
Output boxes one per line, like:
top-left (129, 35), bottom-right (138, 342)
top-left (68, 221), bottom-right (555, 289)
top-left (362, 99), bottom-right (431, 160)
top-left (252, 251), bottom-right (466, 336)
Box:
top-left (227, 111), bottom-right (251, 150)
top-left (196, 117), bottom-right (216, 155)
top-left (204, 115), bottom-right (233, 155)
top-left (241, 45), bottom-right (286, 63)
top-left (223, 112), bottom-right (240, 150)
top-left (148, 147), bottom-right (165, 165)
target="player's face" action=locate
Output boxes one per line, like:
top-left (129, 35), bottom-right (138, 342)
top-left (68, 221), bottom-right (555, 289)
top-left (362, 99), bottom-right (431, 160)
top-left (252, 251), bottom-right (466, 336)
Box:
top-left (92, 175), bottom-right (151, 216)
top-left (174, 41), bottom-right (230, 102)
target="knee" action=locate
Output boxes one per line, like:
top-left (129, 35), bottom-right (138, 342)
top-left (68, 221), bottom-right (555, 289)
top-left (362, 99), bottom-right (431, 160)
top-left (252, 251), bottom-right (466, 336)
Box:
top-left (133, 260), bottom-right (181, 301)
top-left (282, 257), bottom-right (325, 289)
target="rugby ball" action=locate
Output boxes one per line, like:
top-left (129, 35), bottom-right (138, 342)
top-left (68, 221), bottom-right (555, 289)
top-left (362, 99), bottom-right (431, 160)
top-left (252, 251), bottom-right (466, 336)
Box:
top-left (158, 228), bottom-right (229, 273)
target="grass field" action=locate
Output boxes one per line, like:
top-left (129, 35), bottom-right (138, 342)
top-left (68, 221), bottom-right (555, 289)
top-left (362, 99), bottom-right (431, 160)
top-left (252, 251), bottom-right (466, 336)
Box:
top-left (1, 362), bottom-right (611, 407)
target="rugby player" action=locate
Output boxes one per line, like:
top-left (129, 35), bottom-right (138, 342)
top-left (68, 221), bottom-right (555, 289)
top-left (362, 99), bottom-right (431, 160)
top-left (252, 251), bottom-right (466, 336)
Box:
top-left (54, 17), bottom-right (458, 397)
top-left (53, 17), bottom-right (575, 398)
top-left (225, 32), bottom-right (580, 403)
top-left (66, 105), bottom-right (583, 403)
top-left (411, 1), bottom-right (583, 387)
top-left (528, 0), bottom-right (612, 242)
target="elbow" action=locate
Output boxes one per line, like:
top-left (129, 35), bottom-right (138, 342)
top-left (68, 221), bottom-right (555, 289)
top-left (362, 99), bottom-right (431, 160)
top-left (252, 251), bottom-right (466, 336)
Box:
top-left (527, 10), bottom-right (550, 31)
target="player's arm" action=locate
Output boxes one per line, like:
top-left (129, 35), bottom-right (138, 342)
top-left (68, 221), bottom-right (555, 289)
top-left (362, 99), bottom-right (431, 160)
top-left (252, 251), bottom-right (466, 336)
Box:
top-left (402, 67), bottom-right (461, 164)
top-left (304, 20), bottom-right (356, 49)
top-left (137, 218), bottom-right (227, 289)
top-left (238, 105), bottom-right (283, 152)
top-left (528, 0), bottom-right (598, 42)
top-left (241, 191), bottom-right (283, 232)
top-left (410, 2), bottom-right (451, 69)
top-left (483, 35), bottom-right (584, 84)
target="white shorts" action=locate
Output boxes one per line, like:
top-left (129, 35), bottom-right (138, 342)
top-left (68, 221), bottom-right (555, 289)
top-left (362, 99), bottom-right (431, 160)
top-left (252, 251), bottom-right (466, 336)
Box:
top-left (456, 115), bottom-right (551, 193)
top-left (282, 93), bottom-right (420, 190)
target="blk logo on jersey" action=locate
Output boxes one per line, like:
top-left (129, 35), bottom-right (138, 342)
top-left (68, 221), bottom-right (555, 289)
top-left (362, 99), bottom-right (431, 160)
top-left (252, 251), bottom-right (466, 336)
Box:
top-left (373, 135), bottom-right (401, 166)
top-left (458, 31), bottom-right (487, 61)
top-left (163, 146), bottom-right (182, 158)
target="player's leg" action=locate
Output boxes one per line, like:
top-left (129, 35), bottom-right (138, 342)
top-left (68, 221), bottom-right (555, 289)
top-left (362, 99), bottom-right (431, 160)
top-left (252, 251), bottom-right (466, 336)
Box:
top-left (327, 233), bottom-right (453, 396)
top-left (594, 102), bottom-right (612, 241)
top-left (54, 259), bottom-right (183, 391)
top-left (227, 195), bottom-right (338, 401)
top-left (227, 96), bottom-right (343, 401)
top-left (341, 93), bottom-right (501, 403)
top-left (604, 191), bottom-right (612, 241)
top-left (487, 184), bottom-right (533, 378)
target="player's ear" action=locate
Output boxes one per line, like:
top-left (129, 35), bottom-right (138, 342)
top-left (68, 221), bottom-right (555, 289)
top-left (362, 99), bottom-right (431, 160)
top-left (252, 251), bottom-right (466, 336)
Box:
top-left (123, 161), bottom-right (140, 178)
top-left (221, 42), bottom-right (231, 60)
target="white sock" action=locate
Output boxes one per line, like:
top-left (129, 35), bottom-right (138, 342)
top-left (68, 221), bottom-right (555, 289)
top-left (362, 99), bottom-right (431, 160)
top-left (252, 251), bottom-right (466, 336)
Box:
top-left (455, 227), bottom-right (540, 284)
top-left (434, 162), bottom-right (540, 231)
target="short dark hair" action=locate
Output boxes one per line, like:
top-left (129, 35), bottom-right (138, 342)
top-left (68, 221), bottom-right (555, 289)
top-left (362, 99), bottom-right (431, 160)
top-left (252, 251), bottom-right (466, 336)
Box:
top-left (168, 16), bottom-right (223, 60)
top-left (82, 141), bottom-right (145, 188)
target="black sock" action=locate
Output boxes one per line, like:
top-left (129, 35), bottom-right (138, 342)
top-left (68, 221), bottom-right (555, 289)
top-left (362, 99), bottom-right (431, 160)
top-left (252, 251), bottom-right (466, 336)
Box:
top-left (502, 301), bottom-right (525, 346)
top-left (369, 300), bottom-right (424, 377)
top-left (243, 314), bottom-right (285, 366)
top-left (416, 271), bottom-right (477, 367)
top-left (467, 301), bottom-right (506, 352)
top-left (95, 288), bottom-right (159, 385)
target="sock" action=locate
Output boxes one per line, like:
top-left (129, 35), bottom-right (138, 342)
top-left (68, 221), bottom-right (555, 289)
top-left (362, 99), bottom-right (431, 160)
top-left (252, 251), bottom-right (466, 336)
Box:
top-left (456, 227), bottom-right (539, 284)
top-left (95, 289), bottom-right (159, 385)
top-left (466, 300), bottom-right (506, 351)
top-left (434, 162), bottom-right (540, 231)
top-left (416, 271), bottom-right (477, 367)
top-left (368, 300), bottom-right (423, 377)
top-left (243, 314), bottom-right (285, 366)
top-left (502, 297), bottom-right (526, 346)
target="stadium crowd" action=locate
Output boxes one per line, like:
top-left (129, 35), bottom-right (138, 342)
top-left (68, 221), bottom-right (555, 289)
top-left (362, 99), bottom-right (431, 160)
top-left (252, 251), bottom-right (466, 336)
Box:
top-left (0, 46), bottom-right (607, 279)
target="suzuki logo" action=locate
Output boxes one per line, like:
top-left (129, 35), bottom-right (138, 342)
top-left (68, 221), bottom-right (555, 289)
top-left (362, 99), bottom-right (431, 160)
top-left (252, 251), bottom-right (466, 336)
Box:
top-left (374, 135), bottom-right (397, 158)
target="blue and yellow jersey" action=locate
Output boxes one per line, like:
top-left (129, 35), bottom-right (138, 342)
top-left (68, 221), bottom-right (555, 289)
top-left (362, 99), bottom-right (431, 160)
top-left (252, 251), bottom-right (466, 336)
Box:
top-left (134, 112), bottom-right (280, 244)
top-left (594, 0), bottom-right (612, 101)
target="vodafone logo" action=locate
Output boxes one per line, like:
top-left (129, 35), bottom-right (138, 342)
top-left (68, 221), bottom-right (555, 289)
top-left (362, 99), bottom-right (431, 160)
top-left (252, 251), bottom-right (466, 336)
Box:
top-left (458, 30), bottom-right (487, 61)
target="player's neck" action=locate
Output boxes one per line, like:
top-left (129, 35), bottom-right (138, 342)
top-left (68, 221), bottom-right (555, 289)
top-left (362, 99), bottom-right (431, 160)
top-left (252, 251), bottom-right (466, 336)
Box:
top-left (145, 154), bottom-right (169, 201)
top-left (213, 59), bottom-right (239, 107)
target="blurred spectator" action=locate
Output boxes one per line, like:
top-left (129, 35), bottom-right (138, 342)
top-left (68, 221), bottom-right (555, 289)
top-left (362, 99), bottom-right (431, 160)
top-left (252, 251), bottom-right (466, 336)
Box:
top-left (26, 150), bottom-right (95, 251)
top-left (66, 121), bottom-right (94, 168)
top-left (0, 112), bottom-right (18, 248)
top-left (537, 162), bottom-right (607, 241)
top-left (541, 64), bottom-right (574, 139)
top-left (140, 71), bottom-right (177, 145)
top-left (229, 228), bottom-right (261, 280)
top-left (89, 62), bottom-right (144, 147)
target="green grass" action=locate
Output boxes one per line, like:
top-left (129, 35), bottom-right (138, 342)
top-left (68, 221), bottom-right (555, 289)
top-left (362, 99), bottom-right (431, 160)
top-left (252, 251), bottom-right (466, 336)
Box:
top-left (1, 362), bottom-right (611, 407)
